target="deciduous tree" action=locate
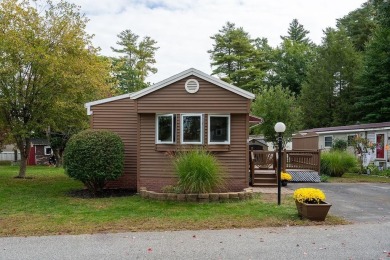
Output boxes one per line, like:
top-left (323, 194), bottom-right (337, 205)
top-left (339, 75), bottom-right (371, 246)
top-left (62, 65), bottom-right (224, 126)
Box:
top-left (0, 0), bottom-right (112, 177)
top-left (251, 85), bottom-right (302, 146)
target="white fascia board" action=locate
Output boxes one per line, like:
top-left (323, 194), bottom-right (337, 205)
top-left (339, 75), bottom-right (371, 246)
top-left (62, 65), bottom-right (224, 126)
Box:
top-left (130, 68), bottom-right (255, 100)
top-left (84, 93), bottom-right (131, 115)
top-left (315, 127), bottom-right (390, 135)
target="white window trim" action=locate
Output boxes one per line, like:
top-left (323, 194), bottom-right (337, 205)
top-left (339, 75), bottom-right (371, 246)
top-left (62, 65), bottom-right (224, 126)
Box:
top-left (156, 114), bottom-right (175, 144)
top-left (181, 113), bottom-right (203, 145)
top-left (324, 135), bottom-right (333, 148)
top-left (44, 146), bottom-right (52, 155)
top-left (208, 114), bottom-right (230, 145)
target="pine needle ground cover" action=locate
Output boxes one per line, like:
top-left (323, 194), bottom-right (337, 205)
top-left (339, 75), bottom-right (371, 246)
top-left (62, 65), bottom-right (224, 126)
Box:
top-left (0, 166), bottom-right (345, 237)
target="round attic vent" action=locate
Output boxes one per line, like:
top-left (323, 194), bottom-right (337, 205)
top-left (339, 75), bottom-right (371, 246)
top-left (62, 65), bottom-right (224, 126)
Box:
top-left (185, 79), bottom-right (199, 93)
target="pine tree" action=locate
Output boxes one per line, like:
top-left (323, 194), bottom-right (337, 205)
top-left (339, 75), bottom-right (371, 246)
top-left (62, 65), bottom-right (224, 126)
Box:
top-left (337, 1), bottom-right (377, 52)
top-left (208, 22), bottom-right (268, 91)
top-left (281, 19), bottom-right (311, 45)
top-left (111, 30), bottom-right (159, 93)
top-left (300, 28), bottom-right (362, 128)
top-left (268, 19), bottom-right (315, 96)
top-left (354, 0), bottom-right (390, 122)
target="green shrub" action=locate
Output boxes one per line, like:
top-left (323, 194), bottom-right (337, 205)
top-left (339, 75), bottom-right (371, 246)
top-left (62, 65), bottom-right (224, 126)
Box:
top-left (331, 139), bottom-right (348, 151)
top-left (64, 129), bottom-right (124, 194)
top-left (320, 151), bottom-right (357, 177)
top-left (173, 149), bottom-right (225, 194)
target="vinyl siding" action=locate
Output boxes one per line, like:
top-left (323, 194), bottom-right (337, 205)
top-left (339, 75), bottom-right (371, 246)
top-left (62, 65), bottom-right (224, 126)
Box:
top-left (90, 98), bottom-right (137, 190)
top-left (138, 113), bottom-right (248, 191)
top-left (136, 76), bottom-right (250, 114)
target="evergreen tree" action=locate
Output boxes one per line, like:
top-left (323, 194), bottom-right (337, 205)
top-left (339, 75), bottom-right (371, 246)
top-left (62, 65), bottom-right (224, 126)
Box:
top-left (111, 30), bottom-right (159, 93)
top-left (337, 1), bottom-right (377, 51)
top-left (281, 19), bottom-right (311, 45)
top-left (354, 0), bottom-right (390, 122)
top-left (208, 22), bottom-right (268, 91)
top-left (300, 28), bottom-right (362, 128)
top-left (268, 19), bottom-right (315, 96)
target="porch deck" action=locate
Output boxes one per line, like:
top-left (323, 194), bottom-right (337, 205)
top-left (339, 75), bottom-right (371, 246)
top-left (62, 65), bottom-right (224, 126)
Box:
top-left (249, 149), bottom-right (321, 186)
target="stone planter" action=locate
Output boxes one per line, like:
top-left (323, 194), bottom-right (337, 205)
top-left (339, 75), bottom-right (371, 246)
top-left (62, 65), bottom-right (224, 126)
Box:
top-left (295, 201), bottom-right (332, 221)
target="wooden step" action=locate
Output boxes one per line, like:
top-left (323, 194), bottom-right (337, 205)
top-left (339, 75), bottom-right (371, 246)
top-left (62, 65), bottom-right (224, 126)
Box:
top-left (253, 177), bottom-right (277, 184)
top-left (252, 183), bottom-right (278, 187)
top-left (254, 173), bottom-right (276, 178)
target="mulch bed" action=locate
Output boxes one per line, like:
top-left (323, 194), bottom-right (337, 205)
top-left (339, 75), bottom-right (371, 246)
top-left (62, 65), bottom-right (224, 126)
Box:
top-left (67, 189), bottom-right (137, 199)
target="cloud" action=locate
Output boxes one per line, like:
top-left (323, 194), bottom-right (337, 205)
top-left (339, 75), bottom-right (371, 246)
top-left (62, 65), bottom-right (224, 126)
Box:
top-left (68, 0), bottom-right (366, 83)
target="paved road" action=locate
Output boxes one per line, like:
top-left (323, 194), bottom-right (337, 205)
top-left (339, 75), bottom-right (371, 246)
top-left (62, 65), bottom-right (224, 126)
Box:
top-left (1, 223), bottom-right (389, 260)
top-left (288, 182), bottom-right (390, 223)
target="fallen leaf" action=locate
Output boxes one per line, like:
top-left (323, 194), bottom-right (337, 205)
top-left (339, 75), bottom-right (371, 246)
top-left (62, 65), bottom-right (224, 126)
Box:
top-left (147, 248), bottom-right (152, 252)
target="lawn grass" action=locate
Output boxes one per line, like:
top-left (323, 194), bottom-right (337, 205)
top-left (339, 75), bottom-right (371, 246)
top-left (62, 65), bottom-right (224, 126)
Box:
top-left (328, 173), bottom-right (390, 183)
top-left (0, 166), bottom-right (346, 237)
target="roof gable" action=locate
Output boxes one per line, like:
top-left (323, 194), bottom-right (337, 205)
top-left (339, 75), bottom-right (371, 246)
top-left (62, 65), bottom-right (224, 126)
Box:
top-left (130, 68), bottom-right (255, 100)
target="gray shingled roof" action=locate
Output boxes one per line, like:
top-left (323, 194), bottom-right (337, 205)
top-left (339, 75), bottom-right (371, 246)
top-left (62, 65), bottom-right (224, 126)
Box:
top-left (300, 122), bottom-right (390, 133)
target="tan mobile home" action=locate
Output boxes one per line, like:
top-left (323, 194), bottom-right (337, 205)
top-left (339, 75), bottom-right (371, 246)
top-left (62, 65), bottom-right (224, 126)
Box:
top-left (85, 68), bottom-right (255, 192)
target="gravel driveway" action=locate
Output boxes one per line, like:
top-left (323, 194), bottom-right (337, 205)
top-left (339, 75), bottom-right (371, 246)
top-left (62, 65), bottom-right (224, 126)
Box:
top-left (288, 182), bottom-right (390, 223)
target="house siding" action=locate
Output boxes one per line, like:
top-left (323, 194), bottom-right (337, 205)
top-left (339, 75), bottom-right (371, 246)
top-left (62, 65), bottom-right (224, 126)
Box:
top-left (136, 76), bottom-right (250, 114)
top-left (138, 113), bottom-right (248, 192)
top-left (90, 98), bottom-right (137, 190)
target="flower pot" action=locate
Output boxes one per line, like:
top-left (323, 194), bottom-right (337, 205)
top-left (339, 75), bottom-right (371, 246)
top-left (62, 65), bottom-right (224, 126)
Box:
top-left (281, 180), bottom-right (288, 187)
top-left (295, 201), bottom-right (332, 221)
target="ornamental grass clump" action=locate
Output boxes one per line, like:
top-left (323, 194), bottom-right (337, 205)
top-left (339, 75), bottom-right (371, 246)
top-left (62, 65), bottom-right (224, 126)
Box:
top-left (173, 149), bottom-right (225, 194)
top-left (320, 150), bottom-right (357, 177)
top-left (281, 172), bottom-right (292, 181)
top-left (293, 188), bottom-right (326, 204)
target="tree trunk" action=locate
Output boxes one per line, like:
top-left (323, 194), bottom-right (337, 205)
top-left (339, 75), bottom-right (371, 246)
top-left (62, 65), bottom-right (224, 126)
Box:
top-left (16, 138), bottom-right (31, 178)
top-left (54, 149), bottom-right (62, 167)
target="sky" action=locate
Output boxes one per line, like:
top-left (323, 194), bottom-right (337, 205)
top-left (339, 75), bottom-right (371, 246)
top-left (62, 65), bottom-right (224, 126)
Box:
top-left (67, 0), bottom-right (367, 84)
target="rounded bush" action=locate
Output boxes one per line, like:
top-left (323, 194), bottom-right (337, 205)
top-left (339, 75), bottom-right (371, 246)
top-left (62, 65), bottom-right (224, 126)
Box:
top-left (173, 149), bottom-right (225, 194)
top-left (64, 129), bottom-right (124, 194)
top-left (320, 151), bottom-right (357, 177)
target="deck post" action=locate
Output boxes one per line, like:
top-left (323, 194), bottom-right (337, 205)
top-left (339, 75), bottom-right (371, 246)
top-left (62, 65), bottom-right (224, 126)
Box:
top-left (250, 148), bottom-right (254, 186)
top-left (317, 149), bottom-right (321, 174)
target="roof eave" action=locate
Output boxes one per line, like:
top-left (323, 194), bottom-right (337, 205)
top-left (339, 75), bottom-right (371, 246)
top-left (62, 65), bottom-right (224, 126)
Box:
top-left (84, 93), bottom-right (131, 115)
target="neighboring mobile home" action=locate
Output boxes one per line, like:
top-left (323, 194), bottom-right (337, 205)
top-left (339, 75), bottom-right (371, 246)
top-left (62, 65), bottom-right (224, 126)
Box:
top-left (85, 68), bottom-right (255, 192)
top-left (293, 122), bottom-right (390, 168)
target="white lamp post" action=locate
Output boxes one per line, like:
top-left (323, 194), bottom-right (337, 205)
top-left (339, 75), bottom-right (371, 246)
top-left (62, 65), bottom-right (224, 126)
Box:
top-left (274, 122), bottom-right (286, 205)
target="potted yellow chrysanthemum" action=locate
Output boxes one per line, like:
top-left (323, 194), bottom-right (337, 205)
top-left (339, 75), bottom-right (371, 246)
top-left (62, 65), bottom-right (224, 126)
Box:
top-left (281, 172), bottom-right (292, 186)
top-left (293, 188), bottom-right (331, 221)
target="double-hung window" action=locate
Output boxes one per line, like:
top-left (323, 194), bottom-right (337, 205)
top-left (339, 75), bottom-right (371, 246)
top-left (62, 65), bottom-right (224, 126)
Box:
top-left (324, 136), bottom-right (333, 148)
top-left (156, 114), bottom-right (175, 144)
top-left (208, 115), bottom-right (230, 144)
top-left (181, 114), bottom-right (203, 144)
